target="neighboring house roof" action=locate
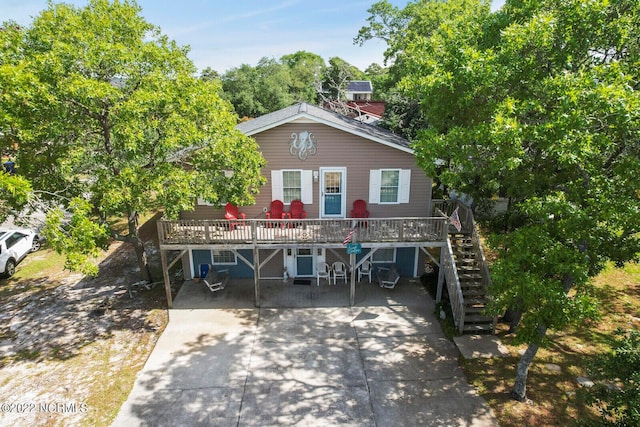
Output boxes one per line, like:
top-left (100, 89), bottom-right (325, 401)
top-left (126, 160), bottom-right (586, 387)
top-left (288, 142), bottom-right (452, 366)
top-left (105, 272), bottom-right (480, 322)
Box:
top-left (346, 101), bottom-right (386, 118)
top-left (346, 81), bottom-right (373, 93)
top-left (237, 102), bottom-right (412, 154)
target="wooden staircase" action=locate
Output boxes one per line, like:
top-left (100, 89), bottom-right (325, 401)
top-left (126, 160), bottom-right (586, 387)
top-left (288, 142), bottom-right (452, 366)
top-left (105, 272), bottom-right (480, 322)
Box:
top-left (449, 233), bottom-right (494, 333)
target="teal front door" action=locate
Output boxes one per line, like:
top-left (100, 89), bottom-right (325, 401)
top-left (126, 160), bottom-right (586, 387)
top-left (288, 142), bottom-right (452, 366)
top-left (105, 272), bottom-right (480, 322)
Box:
top-left (296, 248), bottom-right (314, 276)
top-left (321, 168), bottom-right (346, 217)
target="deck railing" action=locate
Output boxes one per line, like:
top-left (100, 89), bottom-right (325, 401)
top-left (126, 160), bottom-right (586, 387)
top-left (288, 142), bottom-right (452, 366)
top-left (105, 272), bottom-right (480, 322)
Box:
top-left (158, 217), bottom-right (449, 246)
top-left (432, 199), bottom-right (474, 234)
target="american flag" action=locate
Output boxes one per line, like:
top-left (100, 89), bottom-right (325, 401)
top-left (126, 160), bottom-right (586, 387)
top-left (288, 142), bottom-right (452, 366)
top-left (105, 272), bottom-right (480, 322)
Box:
top-left (450, 207), bottom-right (462, 232)
top-left (343, 228), bottom-right (355, 245)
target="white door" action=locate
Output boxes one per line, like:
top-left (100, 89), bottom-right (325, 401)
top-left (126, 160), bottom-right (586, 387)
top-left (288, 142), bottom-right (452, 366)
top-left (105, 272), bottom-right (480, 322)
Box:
top-left (320, 167), bottom-right (346, 218)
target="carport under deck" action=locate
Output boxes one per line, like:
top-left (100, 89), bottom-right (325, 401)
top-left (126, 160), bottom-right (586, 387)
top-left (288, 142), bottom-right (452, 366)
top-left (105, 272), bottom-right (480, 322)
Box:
top-left (157, 217), bottom-right (450, 309)
top-left (173, 277), bottom-right (428, 310)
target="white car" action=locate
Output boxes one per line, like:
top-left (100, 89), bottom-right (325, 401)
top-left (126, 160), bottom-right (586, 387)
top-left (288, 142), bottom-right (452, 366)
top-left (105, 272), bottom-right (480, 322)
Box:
top-left (0, 229), bottom-right (41, 278)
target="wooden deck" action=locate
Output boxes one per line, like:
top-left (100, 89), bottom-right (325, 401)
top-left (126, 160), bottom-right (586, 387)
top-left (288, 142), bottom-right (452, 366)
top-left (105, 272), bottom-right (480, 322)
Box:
top-left (158, 217), bottom-right (449, 248)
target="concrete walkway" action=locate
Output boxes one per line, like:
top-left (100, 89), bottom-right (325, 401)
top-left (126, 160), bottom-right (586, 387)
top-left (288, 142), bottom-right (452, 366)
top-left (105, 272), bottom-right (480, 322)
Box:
top-left (112, 279), bottom-right (499, 426)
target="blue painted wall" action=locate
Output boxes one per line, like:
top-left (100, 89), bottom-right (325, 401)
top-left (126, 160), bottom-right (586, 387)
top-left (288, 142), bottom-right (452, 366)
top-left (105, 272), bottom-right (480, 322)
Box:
top-left (192, 249), bottom-right (254, 278)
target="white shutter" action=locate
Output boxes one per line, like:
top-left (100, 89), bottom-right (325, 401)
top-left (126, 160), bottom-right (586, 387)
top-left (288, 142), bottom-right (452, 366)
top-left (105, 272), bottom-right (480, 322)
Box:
top-left (369, 170), bottom-right (381, 204)
top-left (399, 169), bottom-right (411, 203)
top-left (301, 170), bottom-right (313, 204)
top-left (271, 170), bottom-right (283, 201)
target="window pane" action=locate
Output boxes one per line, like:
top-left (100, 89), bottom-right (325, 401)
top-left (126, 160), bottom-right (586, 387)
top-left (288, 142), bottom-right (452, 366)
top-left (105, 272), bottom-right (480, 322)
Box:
top-left (372, 248), bottom-right (395, 263)
top-left (381, 170), bottom-right (399, 186)
top-left (283, 171), bottom-right (302, 203)
top-left (213, 250), bottom-right (235, 264)
top-left (380, 170), bottom-right (400, 203)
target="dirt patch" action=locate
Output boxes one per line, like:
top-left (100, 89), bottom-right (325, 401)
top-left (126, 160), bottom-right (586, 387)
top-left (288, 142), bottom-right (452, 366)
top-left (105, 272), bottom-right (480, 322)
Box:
top-left (0, 215), bottom-right (177, 426)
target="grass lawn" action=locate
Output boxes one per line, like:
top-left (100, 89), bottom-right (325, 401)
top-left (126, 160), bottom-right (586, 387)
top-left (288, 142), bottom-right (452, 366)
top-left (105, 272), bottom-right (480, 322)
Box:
top-left (461, 262), bottom-right (640, 426)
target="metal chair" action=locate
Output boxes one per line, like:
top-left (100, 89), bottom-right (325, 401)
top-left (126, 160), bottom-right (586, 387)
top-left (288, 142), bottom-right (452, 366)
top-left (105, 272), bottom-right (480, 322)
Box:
top-left (332, 261), bottom-right (347, 285)
top-left (316, 262), bottom-right (331, 286)
top-left (358, 260), bottom-right (372, 283)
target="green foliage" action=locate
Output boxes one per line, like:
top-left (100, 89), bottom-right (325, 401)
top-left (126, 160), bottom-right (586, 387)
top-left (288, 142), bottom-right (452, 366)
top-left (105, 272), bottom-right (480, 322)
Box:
top-left (1, 0), bottom-right (266, 276)
top-left (362, 0), bottom-right (640, 397)
top-left (42, 198), bottom-right (110, 276)
top-left (0, 172), bottom-right (32, 222)
top-left (580, 329), bottom-right (640, 427)
top-left (222, 51), bottom-right (328, 118)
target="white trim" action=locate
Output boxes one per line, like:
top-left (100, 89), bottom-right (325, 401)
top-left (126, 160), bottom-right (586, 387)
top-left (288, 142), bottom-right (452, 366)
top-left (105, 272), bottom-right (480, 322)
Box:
top-left (370, 168), bottom-right (411, 204)
top-left (369, 170), bottom-right (381, 204)
top-left (320, 167), bottom-right (347, 218)
top-left (399, 169), bottom-right (411, 203)
top-left (273, 169), bottom-right (312, 205)
top-left (301, 170), bottom-right (313, 204)
top-left (271, 170), bottom-right (283, 201)
top-left (212, 249), bottom-right (238, 265)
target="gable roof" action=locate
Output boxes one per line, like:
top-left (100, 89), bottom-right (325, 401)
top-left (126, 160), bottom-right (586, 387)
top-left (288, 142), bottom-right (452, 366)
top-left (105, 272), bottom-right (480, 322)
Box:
top-left (346, 80), bottom-right (373, 93)
top-left (237, 103), bottom-right (412, 154)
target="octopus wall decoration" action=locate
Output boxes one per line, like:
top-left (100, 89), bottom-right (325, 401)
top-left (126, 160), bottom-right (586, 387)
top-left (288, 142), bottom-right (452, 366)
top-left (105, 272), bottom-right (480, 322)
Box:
top-left (289, 131), bottom-right (317, 160)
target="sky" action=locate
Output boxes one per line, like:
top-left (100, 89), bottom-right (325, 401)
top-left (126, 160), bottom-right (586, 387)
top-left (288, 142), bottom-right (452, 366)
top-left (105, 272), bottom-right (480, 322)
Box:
top-left (1, 0), bottom-right (506, 74)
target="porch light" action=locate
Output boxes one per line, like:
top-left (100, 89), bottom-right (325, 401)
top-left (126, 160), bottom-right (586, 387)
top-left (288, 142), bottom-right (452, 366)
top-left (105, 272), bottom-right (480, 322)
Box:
top-left (313, 170), bottom-right (319, 182)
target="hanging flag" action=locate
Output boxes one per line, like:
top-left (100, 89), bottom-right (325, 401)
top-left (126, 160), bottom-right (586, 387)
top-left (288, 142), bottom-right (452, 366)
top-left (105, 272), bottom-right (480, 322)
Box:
top-left (343, 228), bottom-right (355, 245)
top-left (450, 207), bottom-right (462, 232)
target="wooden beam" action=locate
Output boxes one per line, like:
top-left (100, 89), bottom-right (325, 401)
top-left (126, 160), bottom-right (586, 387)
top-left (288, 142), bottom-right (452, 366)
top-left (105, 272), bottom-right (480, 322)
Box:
top-left (253, 247), bottom-right (261, 307)
top-left (160, 249), bottom-right (173, 309)
top-left (436, 247), bottom-right (445, 303)
top-left (232, 249), bottom-right (254, 270)
top-left (259, 248), bottom-right (282, 270)
top-left (420, 246), bottom-right (441, 268)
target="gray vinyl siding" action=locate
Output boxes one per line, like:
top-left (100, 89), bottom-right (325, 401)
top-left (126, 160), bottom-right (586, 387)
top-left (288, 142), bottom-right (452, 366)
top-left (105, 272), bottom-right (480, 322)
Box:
top-left (181, 122), bottom-right (432, 220)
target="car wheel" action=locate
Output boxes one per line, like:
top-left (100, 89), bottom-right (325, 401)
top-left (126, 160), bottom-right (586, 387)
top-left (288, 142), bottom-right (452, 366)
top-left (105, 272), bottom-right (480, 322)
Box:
top-left (5, 259), bottom-right (16, 278)
top-left (31, 236), bottom-right (41, 252)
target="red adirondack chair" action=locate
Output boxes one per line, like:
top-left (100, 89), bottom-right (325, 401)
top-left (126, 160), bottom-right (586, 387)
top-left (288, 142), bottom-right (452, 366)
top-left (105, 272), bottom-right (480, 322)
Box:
top-left (350, 199), bottom-right (369, 218)
top-left (289, 199), bottom-right (307, 219)
top-left (224, 203), bottom-right (246, 230)
top-left (266, 200), bottom-right (287, 228)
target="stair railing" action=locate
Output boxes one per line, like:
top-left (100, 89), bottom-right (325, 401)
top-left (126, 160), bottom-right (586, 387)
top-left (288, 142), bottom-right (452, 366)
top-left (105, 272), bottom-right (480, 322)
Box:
top-left (443, 238), bottom-right (466, 332)
top-left (434, 198), bottom-right (495, 333)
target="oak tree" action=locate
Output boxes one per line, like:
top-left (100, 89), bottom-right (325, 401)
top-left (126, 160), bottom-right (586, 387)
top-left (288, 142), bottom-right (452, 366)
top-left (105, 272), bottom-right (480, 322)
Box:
top-left (0, 0), bottom-right (265, 279)
top-left (360, 0), bottom-right (640, 401)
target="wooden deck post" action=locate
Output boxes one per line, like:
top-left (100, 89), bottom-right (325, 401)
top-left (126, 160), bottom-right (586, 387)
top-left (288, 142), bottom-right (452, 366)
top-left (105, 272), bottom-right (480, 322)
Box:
top-left (160, 249), bottom-right (173, 309)
top-left (436, 246), bottom-right (445, 303)
top-left (253, 246), bottom-right (260, 307)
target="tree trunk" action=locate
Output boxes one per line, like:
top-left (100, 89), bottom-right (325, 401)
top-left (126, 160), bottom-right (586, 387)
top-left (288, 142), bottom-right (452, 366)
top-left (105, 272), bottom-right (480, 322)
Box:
top-left (511, 324), bottom-right (547, 401)
top-left (127, 210), bottom-right (152, 283)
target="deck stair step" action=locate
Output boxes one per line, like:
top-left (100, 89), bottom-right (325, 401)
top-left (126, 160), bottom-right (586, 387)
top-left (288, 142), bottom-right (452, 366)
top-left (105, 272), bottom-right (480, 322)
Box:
top-left (463, 323), bottom-right (494, 333)
top-left (446, 225), bottom-right (494, 334)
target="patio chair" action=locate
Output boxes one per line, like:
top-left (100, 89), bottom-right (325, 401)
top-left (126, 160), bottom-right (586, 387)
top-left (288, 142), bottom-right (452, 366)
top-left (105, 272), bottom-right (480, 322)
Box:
top-left (266, 199), bottom-right (287, 228)
top-left (350, 199), bottom-right (370, 218)
top-left (288, 199), bottom-right (307, 228)
top-left (332, 261), bottom-right (347, 285)
top-left (377, 264), bottom-right (400, 289)
top-left (224, 203), bottom-right (246, 230)
top-left (351, 199), bottom-right (369, 227)
top-left (289, 199), bottom-right (307, 219)
top-left (200, 263), bottom-right (229, 293)
top-left (316, 262), bottom-right (331, 286)
top-left (357, 260), bottom-right (373, 283)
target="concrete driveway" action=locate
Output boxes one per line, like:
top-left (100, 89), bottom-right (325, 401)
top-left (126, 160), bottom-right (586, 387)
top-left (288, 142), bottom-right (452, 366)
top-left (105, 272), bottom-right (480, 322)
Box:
top-left (112, 280), bottom-right (498, 426)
